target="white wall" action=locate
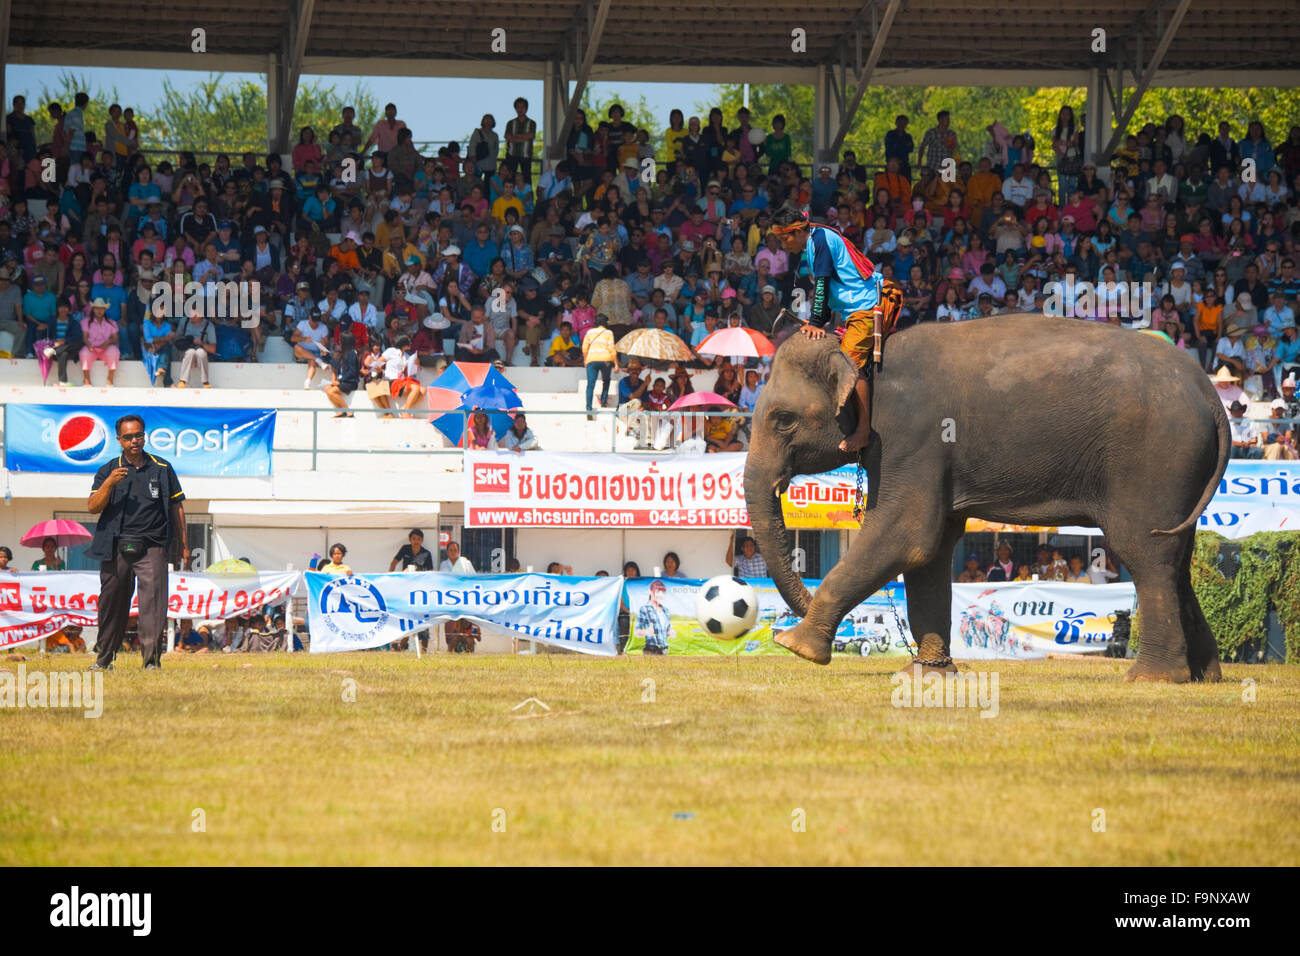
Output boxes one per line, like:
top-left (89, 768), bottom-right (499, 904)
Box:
top-left (210, 525), bottom-right (422, 574)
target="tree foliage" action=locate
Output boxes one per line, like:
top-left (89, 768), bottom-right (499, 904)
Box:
top-left (19, 70), bottom-right (380, 154)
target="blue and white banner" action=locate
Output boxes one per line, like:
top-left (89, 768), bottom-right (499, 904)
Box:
top-left (3, 404), bottom-right (276, 476)
top-left (1198, 461), bottom-right (1300, 537)
top-left (305, 572), bottom-right (623, 656)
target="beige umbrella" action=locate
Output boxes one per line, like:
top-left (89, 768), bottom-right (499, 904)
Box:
top-left (615, 328), bottom-right (696, 363)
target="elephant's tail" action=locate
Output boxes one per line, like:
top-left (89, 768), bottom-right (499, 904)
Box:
top-left (1150, 393), bottom-right (1231, 537)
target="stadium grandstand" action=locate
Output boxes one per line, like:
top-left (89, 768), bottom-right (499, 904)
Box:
top-left (2, 0), bottom-right (1300, 623)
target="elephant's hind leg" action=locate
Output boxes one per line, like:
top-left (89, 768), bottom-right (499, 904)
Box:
top-left (1179, 534), bottom-right (1223, 682)
top-left (1109, 528), bottom-right (1193, 683)
top-left (897, 515), bottom-right (966, 675)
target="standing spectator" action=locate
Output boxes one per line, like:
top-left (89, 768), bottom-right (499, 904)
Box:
top-left (31, 536), bottom-right (65, 571)
top-left (318, 543), bottom-right (353, 576)
top-left (957, 554), bottom-right (986, 582)
top-left (582, 313), bottom-right (616, 415)
top-left (919, 110), bottom-right (954, 172)
top-left (504, 97), bottom-right (536, 183)
top-left (468, 114), bottom-right (499, 180)
top-left (390, 529), bottom-right (435, 571)
top-left (985, 542), bottom-right (1016, 581)
top-left (726, 535), bottom-right (767, 578)
top-left (884, 115), bottom-right (914, 180)
top-left (439, 540), bottom-right (476, 574)
top-left (0, 547), bottom-right (12, 573)
top-left (86, 414), bottom-right (188, 670)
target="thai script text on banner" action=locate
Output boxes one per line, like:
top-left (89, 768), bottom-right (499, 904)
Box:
top-left (4, 404), bottom-right (276, 476)
top-left (0, 570), bottom-right (301, 649)
top-left (305, 572), bottom-right (622, 656)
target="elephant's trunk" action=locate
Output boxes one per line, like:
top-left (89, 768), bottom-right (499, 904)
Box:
top-left (743, 453), bottom-right (813, 618)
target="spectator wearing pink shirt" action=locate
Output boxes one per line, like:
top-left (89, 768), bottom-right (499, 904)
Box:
top-left (79, 299), bottom-right (120, 386)
top-left (365, 104), bottom-right (407, 153)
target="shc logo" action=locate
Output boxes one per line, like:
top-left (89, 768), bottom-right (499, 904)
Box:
top-left (317, 576), bottom-right (390, 643)
top-left (56, 414), bottom-right (108, 463)
top-left (0, 582), bottom-right (20, 612)
top-left (473, 462), bottom-right (510, 492)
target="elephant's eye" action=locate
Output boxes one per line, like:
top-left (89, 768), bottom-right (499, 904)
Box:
top-left (771, 410), bottom-right (797, 431)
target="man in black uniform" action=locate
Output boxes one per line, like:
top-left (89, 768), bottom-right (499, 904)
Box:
top-left (86, 414), bottom-right (189, 670)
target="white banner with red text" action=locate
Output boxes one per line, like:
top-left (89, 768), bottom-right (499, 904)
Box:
top-left (0, 570), bottom-right (301, 649)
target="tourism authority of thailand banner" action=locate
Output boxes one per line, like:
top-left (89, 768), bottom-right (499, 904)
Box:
top-left (305, 572), bottom-right (623, 656)
top-left (623, 577), bottom-right (1135, 659)
top-left (4, 404), bottom-right (276, 476)
top-left (0, 570), bottom-right (301, 649)
top-left (624, 576), bottom-right (912, 656)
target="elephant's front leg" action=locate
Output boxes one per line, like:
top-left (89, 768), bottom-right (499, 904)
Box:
top-left (776, 499), bottom-right (943, 664)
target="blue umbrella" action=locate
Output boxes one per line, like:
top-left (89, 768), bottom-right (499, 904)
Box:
top-left (426, 363), bottom-right (522, 445)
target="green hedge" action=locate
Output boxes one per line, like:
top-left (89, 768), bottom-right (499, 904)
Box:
top-left (1132, 531), bottom-right (1300, 662)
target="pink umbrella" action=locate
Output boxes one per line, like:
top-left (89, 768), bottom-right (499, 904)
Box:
top-left (33, 338), bottom-right (55, 383)
top-left (695, 327), bottom-right (777, 358)
top-left (21, 519), bottom-right (92, 548)
top-left (669, 391), bottom-right (737, 410)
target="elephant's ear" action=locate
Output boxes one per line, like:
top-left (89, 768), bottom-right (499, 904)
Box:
top-left (829, 349), bottom-right (860, 417)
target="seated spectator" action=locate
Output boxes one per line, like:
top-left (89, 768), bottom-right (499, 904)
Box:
top-left (661, 552), bottom-right (684, 578)
top-left (546, 320), bottom-right (581, 366)
top-left (390, 529), bottom-right (435, 571)
top-left (502, 413), bottom-right (539, 453)
top-left (324, 331), bottom-right (362, 417)
top-left (455, 306), bottom-right (497, 362)
top-left (141, 310), bottom-right (174, 387)
top-left (172, 309), bottom-right (216, 388)
top-left (1228, 399), bottom-right (1262, 459)
top-left (292, 309), bottom-right (333, 388)
top-left (704, 414), bottom-right (743, 453)
top-left (384, 335), bottom-right (425, 417)
top-left (464, 409), bottom-right (498, 450)
top-left (363, 341), bottom-right (394, 415)
top-left (1066, 554), bottom-right (1089, 582)
top-left (79, 298), bottom-right (121, 386)
top-left (0, 546), bottom-right (12, 573)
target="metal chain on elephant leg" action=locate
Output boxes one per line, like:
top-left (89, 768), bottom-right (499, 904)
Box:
top-left (887, 589), bottom-right (954, 667)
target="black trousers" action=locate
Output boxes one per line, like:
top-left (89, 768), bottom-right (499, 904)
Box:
top-left (96, 543), bottom-right (169, 666)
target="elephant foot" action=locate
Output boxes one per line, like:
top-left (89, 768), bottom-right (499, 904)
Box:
top-left (1124, 659), bottom-right (1192, 683)
top-left (896, 633), bottom-right (957, 674)
top-left (1189, 657), bottom-right (1223, 683)
top-left (774, 625), bottom-right (832, 665)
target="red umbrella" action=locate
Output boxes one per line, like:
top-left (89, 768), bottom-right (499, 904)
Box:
top-left (695, 327), bottom-right (776, 358)
top-left (669, 391), bottom-right (737, 410)
top-left (21, 519), bottom-right (92, 548)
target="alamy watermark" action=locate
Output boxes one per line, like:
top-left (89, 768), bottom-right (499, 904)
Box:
top-left (1043, 278), bottom-right (1154, 324)
top-left (890, 668), bottom-right (999, 718)
top-left (149, 276), bottom-right (261, 328)
top-left (0, 664), bottom-right (103, 718)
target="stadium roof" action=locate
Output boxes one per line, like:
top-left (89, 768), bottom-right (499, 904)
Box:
top-left (9, 0), bottom-right (1300, 74)
top-left (5, 0), bottom-right (1299, 158)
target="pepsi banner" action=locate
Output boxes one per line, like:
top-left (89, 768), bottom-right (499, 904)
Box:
top-left (305, 572), bottom-right (622, 656)
top-left (3, 405), bottom-right (276, 476)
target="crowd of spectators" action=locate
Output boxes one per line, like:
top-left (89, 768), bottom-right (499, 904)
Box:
top-left (956, 542), bottom-right (1121, 584)
top-left (3, 92), bottom-right (1299, 435)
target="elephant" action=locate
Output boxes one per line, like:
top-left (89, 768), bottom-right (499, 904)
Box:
top-left (744, 314), bottom-right (1230, 683)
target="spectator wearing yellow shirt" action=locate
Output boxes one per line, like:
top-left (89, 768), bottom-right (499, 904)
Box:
top-left (318, 543), bottom-right (353, 576)
top-left (582, 314), bottom-right (617, 414)
top-left (491, 181), bottom-right (525, 223)
top-left (964, 156), bottom-right (1003, 228)
top-left (664, 109), bottom-right (688, 174)
top-left (547, 320), bottom-right (582, 366)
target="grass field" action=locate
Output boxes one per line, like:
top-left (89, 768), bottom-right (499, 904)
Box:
top-left (2, 651), bottom-right (1298, 866)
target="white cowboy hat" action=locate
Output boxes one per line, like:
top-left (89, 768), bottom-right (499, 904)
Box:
top-left (1210, 366), bottom-right (1240, 384)
top-left (423, 314), bottom-right (450, 330)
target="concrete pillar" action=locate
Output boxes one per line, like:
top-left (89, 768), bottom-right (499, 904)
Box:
top-left (812, 63), bottom-right (843, 167)
top-left (543, 59), bottom-right (567, 161)
top-left (0, 0), bottom-right (10, 136)
top-left (266, 52), bottom-right (281, 154)
top-left (1084, 66), bottom-right (1115, 167)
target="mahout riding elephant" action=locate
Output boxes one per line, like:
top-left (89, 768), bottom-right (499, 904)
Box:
top-left (744, 314), bottom-right (1229, 683)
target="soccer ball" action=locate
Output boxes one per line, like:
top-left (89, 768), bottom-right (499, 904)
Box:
top-left (696, 576), bottom-right (759, 640)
